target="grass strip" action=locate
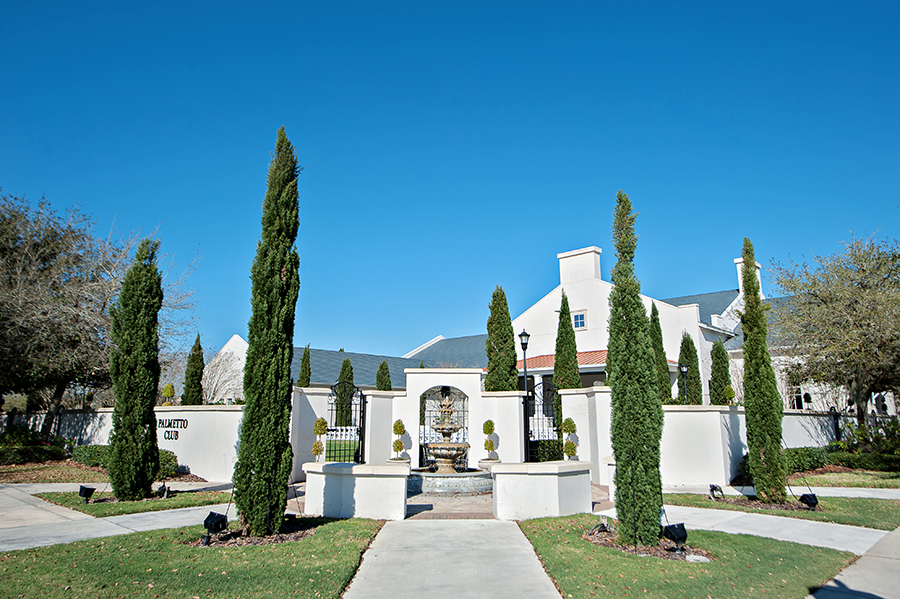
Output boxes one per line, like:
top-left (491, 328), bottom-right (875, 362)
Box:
top-left (521, 513), bottom-right (855, 599)
top-left (0, 518), bottom-right (381, 598)
top-left (664, 493), bottom-right (900, 530)
top-left (35, 490), bottom-right (232, 518)
top-left (793, 470), bottom-right (900, 489)
top-left (0, 462), bottom-right (109, 484)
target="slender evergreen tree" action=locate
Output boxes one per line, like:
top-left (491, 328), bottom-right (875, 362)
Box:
top-left (552, 290), bottom-right (580, 442)
top-left (709, 339), bottom-right (731, 405)
top-left (108, 239), bottom-right (163, 501)
top-left (376, 360), bottom-right (392, 391)
top-left (607, 190), bottom-right (663, 547)
top-left (233, 127), bottom-right (301, 536)
top-left (485, 285), bottom-right (518, 392)
top-left (336, 358), bottom-right (354, 426)
top-left (676, 332), bottom-right (702, 405)
top-left (296, 344), bottom-right (311, 387)
top-left (649, 303), bottom-right (672, 404)
top-left (181, 334), bottom-right (204, 405)
top-left (740, 238), bottom-right (787, 502)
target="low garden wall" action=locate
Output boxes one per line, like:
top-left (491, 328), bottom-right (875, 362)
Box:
top-left (302, 461), bottom-right (409, 520)
top-left (491, 460), bottom-right (593, 520)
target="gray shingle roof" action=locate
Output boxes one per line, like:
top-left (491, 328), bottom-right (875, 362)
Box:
top-left (291, 348), bottom-right (425, 389)
top-left (723, 296), bottom-right (792, 350)
top-left (661, 289), bottom-right (740, 326)
top-left (405, 334), bottom-right (489, 368)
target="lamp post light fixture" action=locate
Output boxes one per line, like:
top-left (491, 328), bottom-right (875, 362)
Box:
top-left (519, 330), bottom-right (531, 398)
top-left (678, 363), bottom-right (689, 402)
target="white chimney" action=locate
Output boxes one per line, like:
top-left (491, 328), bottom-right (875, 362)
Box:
top-left (558, 247), bottom-right (602, 284)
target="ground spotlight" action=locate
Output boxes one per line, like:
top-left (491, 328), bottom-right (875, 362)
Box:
top-left (203, 511), bottom-right (228, 546)
top-left (78, 486), bottom-right (95, 504)
top-left (799, 493), bottom-right (818, 510)
top-left (663, 523), bottom-right (688, 554)
top-left (709, 484), bottom-right (724, 500)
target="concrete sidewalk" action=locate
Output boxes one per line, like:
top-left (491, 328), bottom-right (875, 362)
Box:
top-left (343, 520), bottom-right (560, 599)
top-left (808, 525), bottom-right (900, 598)
top-left (0, 483), bottom-right (236, 552)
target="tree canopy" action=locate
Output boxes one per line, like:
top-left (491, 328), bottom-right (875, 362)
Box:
top-left (676, 332), bottom-right (702, 405)
top-left (108, 239), bottom-right (163, 500)
top-left (485, 285), bottom-right (518, 392)
top-left (233, 127), bottom-right (301, 536)
top-left (181, 334), bottom-right (204, 405)
top-left (740, 238), bottom-right (786, 503)
top-left (709, 339), bottom-right (731, 405)
top-left (607, 190), bottom-right (663, 546)
top-left (771, 235), bottom-right (900, 422)
top-left (376, 360), bottom-right (392, 391)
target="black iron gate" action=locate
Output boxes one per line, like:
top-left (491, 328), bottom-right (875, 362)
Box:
top-left (327, 381), bottom-right (366, 463)
top-left (524, 381), bottom-right (562, 462)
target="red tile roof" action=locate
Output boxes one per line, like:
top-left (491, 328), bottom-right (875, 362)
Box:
top-left (516, 350), bottom-right (608, 370)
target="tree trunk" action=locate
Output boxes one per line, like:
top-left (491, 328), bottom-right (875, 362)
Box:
top-left (39, 380), bottom-right (69, 440)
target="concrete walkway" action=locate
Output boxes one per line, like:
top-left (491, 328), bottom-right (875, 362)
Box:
top-left (0, 483), bottom-right (236, 552)
top-left (2, 481), bottom-right (899, 598)
top-left (343, 520), bottom-right (560, 599)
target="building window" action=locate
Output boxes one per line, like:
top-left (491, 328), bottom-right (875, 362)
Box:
top-left (573, 313), bottom-right (586, 329)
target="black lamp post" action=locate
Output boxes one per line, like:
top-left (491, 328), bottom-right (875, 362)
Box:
top-left (519, 330), bottom-right (530, 398)
top-left (678, 363), bottom-right (688, 401)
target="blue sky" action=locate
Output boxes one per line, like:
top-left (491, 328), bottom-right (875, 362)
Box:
top-left (2, 2), bottom-right (898, 359)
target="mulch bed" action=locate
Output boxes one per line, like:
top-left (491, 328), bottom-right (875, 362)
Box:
top-left (708, 495), bottom-right (819, 511)
top-left (583, 529), bottom-right (715, 562)
top-left (187, 518), bottom-right (316, 547)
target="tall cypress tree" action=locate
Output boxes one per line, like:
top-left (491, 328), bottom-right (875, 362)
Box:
top-left (740, 238), bottom-right (786, 502)
top-left (709, 339), bottom-right (731, 405)
top-left (233, 127), bottom-right (301, 536)
top-left (376, 360), bottom-right (392, 391)
top-left (676, 333), bottom-right (702, 405)
top-left (485, 285), bottom-right (518, 392)
top-left (336, 358), bottom-right (354, 426)
top-left (607, 190), bottom-right (663, 547)
top-left (296, 344), bottom-right (311, 387)
top-left (108, 239), bottom-right (163, 501)
top-left (181, 334), bottom-right (204, 405)
top-left (649, 303), bottom-right (672, 404)
top-left (553, 290), bottom-right (580, 437)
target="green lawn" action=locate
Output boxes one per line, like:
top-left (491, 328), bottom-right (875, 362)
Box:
top-left (664, 493), bottom-right (900, 530)
top-left (792, 470), bottom-right (900, 489)
top-left (520, 513), bottom-right (856, 599)
top-left (35, 490), bottom-right (232, 518)
top-left (0, 518), bottom-right (381, 598)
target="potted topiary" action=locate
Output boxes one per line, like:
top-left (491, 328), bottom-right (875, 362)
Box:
top-left (389, 419), bottom-right (409, 463)
top-left (478, 419), bottom-right (499, 471)
top-left (561, 418), bottom-right (578, 460)
top-left (312, 417), bottom-right (327, 462)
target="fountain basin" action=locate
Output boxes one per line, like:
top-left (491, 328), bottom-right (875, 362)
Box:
top-left (408, 469), bottom-right (493, 496)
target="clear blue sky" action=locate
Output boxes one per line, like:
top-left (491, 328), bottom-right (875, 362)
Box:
top-left (2, 2), bottom-right (898, 358)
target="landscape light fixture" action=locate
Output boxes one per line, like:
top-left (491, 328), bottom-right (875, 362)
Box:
top-left (78, 486), bottom-right (95, 504)
top-left (663, 522), bottom-right (688, 554)
top-left (799, 493), bottom-right (819, 510)
top-left (156, 484), bottom-right (168, 499)
top-left (519, 330), bottom-right (530, 400)
top-left (709, 484), bottom-right (724, 501)
top-left (203, 511), bottom-right (228, 546)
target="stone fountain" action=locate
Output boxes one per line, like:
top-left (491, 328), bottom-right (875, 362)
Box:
top-left (426, 389), bottom-right (470, 473)
top-left (408, 386), bottom-right (492, 495)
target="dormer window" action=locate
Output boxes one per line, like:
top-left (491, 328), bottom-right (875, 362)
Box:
top-left (573, 312), bottom-right (586, 329)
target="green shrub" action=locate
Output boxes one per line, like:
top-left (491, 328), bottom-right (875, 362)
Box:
top-left (561, 418), bottom-right (577, 435)
top-left (0, 445), bottom-right (66, 465)
top-left (158, 449), bottom-right (179, 479)
top-left (484, 438), bottom-right (495, 453)
top-left (482, 420), bottom-right (495, 436)
top-left (535, 439), bottom-right (563, 462)
top-left (826, 451), bottom-right (900, 472)
top-left (0, 424), bottom-right (41, 447)
top-left (563, 440), bottom-right (577, 457)
top-left (737, 446), bottom-right (828, 479)
top-left (72, 444), bottom-right (110, 468)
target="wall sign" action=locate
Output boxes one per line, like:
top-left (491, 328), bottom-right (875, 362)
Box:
top-left (158, 418), bottom-right (188, 440)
